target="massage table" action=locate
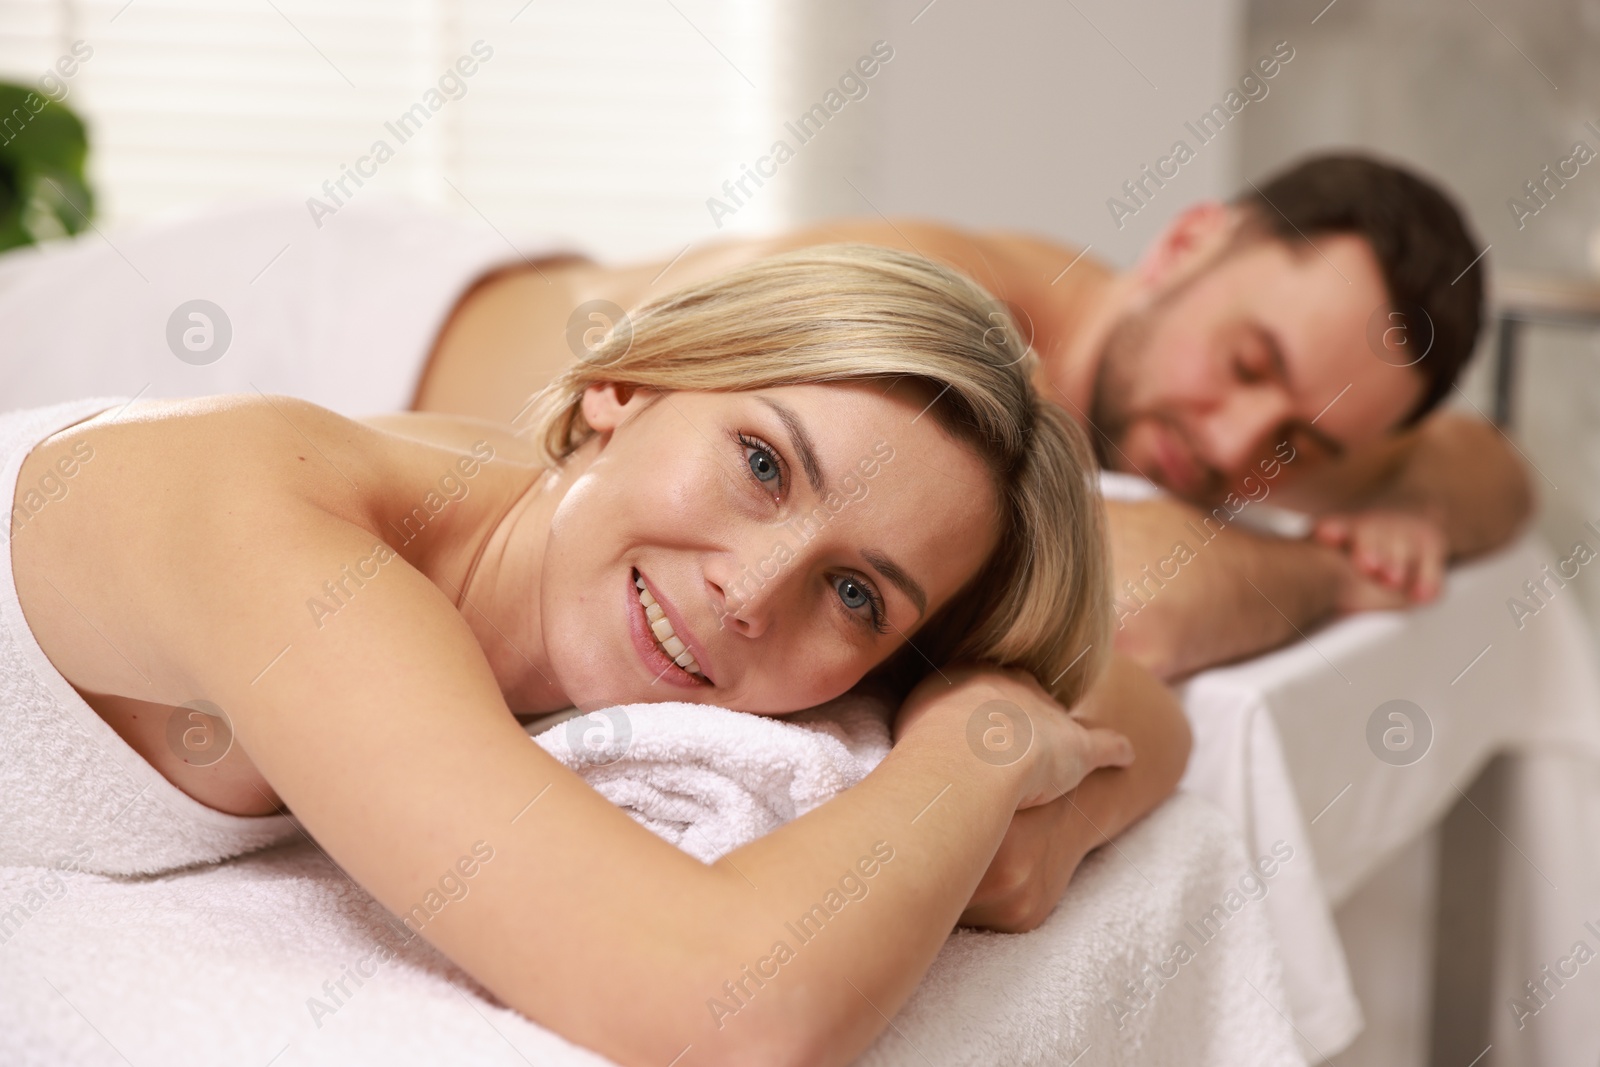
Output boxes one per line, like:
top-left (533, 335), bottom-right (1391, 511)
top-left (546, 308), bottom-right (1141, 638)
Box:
top-left (0, 706), bottom-right (1303, 1066)
top-left (0, 790), bottom-right (1305, 1066)
top-left (1177, 530), bottom-right (1600, 1065)
top-left (3, 528), bottom-right (1593, 1066)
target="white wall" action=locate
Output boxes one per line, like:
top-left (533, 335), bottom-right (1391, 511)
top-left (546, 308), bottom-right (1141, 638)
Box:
top-left (785, 0), bottom-right (1248, 268)
top-left (2, 0), bottom-right (1251, 266)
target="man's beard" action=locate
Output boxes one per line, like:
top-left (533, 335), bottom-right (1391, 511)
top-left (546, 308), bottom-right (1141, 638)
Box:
top-left (1086, 307), bottom-right (1149, 471)
top-left (1087, 294), bottom-right (1224, 502)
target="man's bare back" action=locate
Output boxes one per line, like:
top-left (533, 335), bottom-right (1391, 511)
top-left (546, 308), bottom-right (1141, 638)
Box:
top-left (412, 219), bottom-right (1109, 428)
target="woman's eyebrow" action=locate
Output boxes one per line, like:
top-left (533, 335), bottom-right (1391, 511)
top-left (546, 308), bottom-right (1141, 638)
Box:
top-left (862, 549), bottom-right (927, 619)
top-left (752, 395), bottom-right (925, 619)
top-left (755, 395), bottom-right (827, 493)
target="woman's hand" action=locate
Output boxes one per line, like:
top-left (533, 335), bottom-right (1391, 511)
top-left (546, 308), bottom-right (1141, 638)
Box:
top-left (893, 663), bottom-right (1135, 811)
top-left (959, 795), bottom-right (1089, 932)
top-left (950, 655), bottom-right (1190, 934)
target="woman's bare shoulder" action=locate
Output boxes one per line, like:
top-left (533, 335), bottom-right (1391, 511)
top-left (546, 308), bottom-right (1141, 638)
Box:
top-left (10, 395), bottom-right (393, 698)
top-left (360, 409), bottom-right (544, 468)
top-left (19, 393), bottom-right (383, 503)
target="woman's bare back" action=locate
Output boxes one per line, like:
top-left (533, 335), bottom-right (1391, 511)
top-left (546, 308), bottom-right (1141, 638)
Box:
top-left (11, 394), bottom-right (539, 816)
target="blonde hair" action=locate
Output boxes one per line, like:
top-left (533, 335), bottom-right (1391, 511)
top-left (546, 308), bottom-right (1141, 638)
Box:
top-left (525, 245), bottom-right (1110, 707)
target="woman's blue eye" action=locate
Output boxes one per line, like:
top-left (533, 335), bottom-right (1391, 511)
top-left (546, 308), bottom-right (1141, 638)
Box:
top-left (835, 576), bottom-right (870, 610)
top-left (747, 446), bottom-right (779, 482)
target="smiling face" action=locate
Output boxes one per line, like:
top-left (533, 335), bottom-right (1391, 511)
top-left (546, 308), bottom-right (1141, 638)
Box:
top-left (1090, 231), bottom-right (1427, 504)
top-left (536, 380), bottom-right (1001, 715)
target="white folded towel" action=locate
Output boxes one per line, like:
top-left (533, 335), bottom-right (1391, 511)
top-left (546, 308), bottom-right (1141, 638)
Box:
top-left (527, 694), bottom-right (891, 862)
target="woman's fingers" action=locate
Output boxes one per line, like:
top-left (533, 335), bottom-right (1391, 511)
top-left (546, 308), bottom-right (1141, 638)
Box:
top-left (898, 664), bottom-right (1136, 812)
top-left (1020, 723), bottom-right (1134, 808)
top-left (1082, 726), bottom-right (1136, 770)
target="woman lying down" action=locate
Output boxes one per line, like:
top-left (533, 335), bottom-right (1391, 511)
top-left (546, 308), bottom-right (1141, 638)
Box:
top-left (2, 246), bottom-right (1190, 1066)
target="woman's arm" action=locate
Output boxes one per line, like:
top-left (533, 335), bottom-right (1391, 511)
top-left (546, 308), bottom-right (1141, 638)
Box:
top-left (958, 653), bottom-right (1192, 931)
top-left (143, 507), bottom-right (1129, 1067)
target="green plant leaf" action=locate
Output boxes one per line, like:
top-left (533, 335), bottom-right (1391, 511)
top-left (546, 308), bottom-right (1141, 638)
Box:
top-left (0, 82), bottom-right (95, 251)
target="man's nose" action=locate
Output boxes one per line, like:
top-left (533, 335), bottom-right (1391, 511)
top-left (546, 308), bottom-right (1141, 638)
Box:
top-left (1203, 388), bottom-right (1292, 477)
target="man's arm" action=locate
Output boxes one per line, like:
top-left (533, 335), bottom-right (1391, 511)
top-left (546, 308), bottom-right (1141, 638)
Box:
top-left (1346, 412), bottom-right (1533, 555)
top-left (1279, 412), bottom-right (1534, 602)
top-left (1279, 411), bottom-right (1533, 557)
top-left (1106, 497), bottom-right (1406, 681)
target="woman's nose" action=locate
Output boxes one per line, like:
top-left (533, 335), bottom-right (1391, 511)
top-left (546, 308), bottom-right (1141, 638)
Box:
top-left (717, 591), bottom-right (769, 638)
top-left (704, 553), bottom-right (780, 639)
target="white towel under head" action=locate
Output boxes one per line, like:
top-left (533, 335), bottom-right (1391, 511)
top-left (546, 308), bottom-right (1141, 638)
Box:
top-left (528, 694), bottom-right (893, 862)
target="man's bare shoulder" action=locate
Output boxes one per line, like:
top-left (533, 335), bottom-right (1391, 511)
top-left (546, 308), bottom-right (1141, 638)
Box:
top-left (863, 220), bottom-right (1109, 295)
top-left (1268, 416), bottom-right (1441, 512)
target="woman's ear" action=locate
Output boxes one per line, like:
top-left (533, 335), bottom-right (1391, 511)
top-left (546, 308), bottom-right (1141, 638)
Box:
top-left (579, 382), bottom-right (648, 435)
top-left (1132, 201), bottom-right (1240, 291)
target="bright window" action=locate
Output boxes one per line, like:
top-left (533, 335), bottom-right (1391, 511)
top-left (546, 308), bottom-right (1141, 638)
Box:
top-left (0, 0), bottom-right (781, 259)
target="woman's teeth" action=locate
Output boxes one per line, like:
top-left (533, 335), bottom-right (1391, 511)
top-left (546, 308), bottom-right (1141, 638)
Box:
top-left (635, 574), bottom-right (705, 678)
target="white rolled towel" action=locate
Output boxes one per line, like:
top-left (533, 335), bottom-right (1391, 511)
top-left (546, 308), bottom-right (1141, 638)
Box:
top-left (528, 693), bottom-right (892, 863)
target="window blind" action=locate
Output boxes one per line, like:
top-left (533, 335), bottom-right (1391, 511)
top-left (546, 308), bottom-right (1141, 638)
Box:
top-left (0, 0), bottom-right (782, 260)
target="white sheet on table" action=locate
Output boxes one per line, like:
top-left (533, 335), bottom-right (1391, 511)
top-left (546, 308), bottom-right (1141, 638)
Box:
top-left (1485, 749), bottom-right (1600, 1066)
top-left (1097, 468), bottom-right (1600, 1057)
top-left (1179, 533), bottom-right (1600, 1060)
top-left (0, 793), bottom-right (1303, 1066)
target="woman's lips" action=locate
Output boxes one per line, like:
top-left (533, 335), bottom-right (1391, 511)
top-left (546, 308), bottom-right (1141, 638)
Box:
top-left (639, 569), bottom-right (717, 685)
top-left (625, 569), bottom-right (713, 689)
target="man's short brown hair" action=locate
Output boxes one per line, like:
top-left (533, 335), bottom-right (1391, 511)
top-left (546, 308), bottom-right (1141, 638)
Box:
top-left (1235, 152), bottom-right (1486, 426)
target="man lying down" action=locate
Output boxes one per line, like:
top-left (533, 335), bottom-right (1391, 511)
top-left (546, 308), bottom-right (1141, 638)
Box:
top-left (0, 151), bottom-right (1525, 1061)
top-left (0, 150), bottom-right (1529, 683)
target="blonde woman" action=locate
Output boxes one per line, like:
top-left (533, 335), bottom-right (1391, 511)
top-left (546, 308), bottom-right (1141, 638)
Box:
top-left (3, 246), bottom-right (1187, 1067)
